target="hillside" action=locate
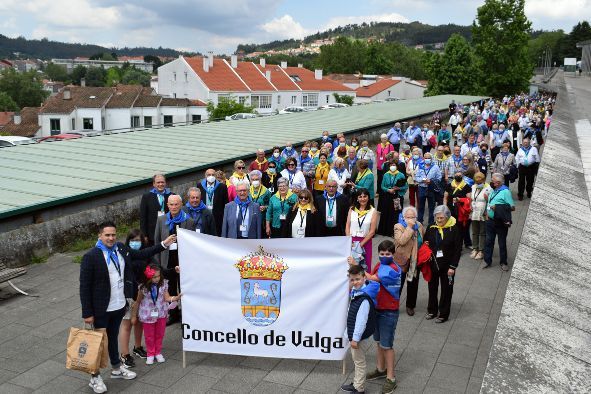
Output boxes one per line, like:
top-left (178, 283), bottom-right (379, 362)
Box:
top-left (0, 34), bottom-right (186, 60)
top-left (237, 21), bottom-right (472, 53)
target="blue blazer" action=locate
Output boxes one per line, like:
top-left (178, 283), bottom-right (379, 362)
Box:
top-left (221, 201), bottom-right (262, 239)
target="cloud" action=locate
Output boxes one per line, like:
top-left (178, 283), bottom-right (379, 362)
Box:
top-left (261, 14), bottom-right (310, 39)
top-left (25, 0), bottom-right (121, 29)
top-left (323, 13), bottom-right (409, 30)
top-left (525, 0), bottom-right (590, 20)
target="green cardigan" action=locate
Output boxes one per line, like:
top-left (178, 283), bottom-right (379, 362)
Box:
top-left (381, 171), bottom-right (408, 197)
top-left (355, 170), bottom-right (375, 199)
top-left (266, 192), bottom-right (298, 228)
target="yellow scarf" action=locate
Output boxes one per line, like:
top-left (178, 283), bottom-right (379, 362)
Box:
top-left (436, 153), bottom-right (449, 162)
top-left (274, 190), bottom-right (294, 201)
top-left (250, 184), bottom-right (268, 200)
top-left (232, 172), bottom-right (246, 180)
top-left (354, 207), bottom-right (372, 217)
top-left (430, 216), bottom-right (456, 239)
top-left (387, 169), bottom-right (399, 176)
top-left (298, 203), bottom-right (311, 212)
top-left (356, 169), bottom-right (370, 183)
top-left (451, 179), bottom-right (467, 194)
top-left (315, 162), bottom-right (329, 178)
top-left (266, 171), bottom-right (276, 183)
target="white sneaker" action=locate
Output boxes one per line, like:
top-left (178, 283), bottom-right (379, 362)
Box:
top-left (155, 354), bottom-right (165, 363)
top-left (146, 356), bottom-right (154, 365)
top-left (89, 375), bottom-right (107, 393)
top-left (110, 365), bottom-right (136, 380)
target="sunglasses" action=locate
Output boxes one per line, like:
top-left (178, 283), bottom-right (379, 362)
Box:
top-left (237, 166), bottom-right (245, 169)
top-left (288, 163), bottom-right (296, 166)
top-left (299, 196), bottom-right (309, 200)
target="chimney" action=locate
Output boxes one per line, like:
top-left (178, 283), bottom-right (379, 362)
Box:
top-left (265, 70), bottom-right (271, 81)
top-left (230, 54), bottom-right (238, 68)
top-left (298, 63), bottom-right (303, 68)
top-left (314, 69), bottom-right (323, 80)
top-left (63, 88), bottom-right (71, 100)
top-left (203, 57), bottom-right (209, 72)
top-left (280, 61), bottom-right (287, 69)
top-left (13, 113), bottom-right (21, 125)
top-left (80, 78), bottom-right (86, 87)
top-left (207, 51), bottom-right (214, 67)
top-left (259, 58), bottom-right (266, 68)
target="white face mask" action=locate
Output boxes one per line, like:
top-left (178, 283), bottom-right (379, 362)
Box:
top-left (252, 180), bottom-right (260, 188)
top-left (206, 175), bottom-right (215, 183)
top-left (389, 165), bottom-right (397, 172)
top-left (273, 152), bottom-right (280, 158)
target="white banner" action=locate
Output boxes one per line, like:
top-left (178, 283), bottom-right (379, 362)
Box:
top-left (177, 229), bottom-right (351, 360)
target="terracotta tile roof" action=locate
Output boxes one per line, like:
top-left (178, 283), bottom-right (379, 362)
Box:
top-left (255, 64), bottom-right (300, 91)
top-left (283, 67), bottom-right (353, 92)
top-left (40, 86), bottom-right (114, 114)
top-left (234, 62), bottom-right (276, 91)
top-left (325, 73), bottom-right (363, 84)
top-left (106, 86), bottom-right (143, 108)
top-left (160, 98), bottom-right (193, 107)
top-left (355, 79), bottom-right (401, 97)
top-left (184, 56), bottom-right (250, 92)
top-left (416, 80), bottom-right (428, 87)
top-left (190, 99), bottom-right (207, 107)
top-left (134, 95), bottom-right (162, 107)
top-left (1, 107), bottom-right (40, 137)
top-left (0, 111), bottom-right (15, 127)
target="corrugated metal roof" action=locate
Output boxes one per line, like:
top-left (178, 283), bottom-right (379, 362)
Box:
top-left (0, 94), bottom-right (484, 219)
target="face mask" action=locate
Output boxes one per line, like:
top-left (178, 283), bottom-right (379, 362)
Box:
top-left (206, 175), bottom-right (216, 184)
top-left (322, 135), bottom-right (328, 140)
top-left (423, 128), bottom-right (428, 131)
top-left (273, 152), bottom-right (280, 158)
top-left (251, 180), bottom-right (260, 188)
top-left (352, 142), bottom-right (358, 147)
top-left (379, 256), bottom-right (394, 265)
top-left (362, 147), bottom-right (368, 151)
top-left (476, 183), bottom-right (484, 188)
top-left (311, 147), bottom-right (318, 152)
top-left (481, 149), bottom-right (487, 153)
top-left (286, 146), bottom-right (292, 151)
top-left (339, 142), bottom-right (345, 147)
top-left (268, 168), bottom-right (276, 174)
top-left (501, 151), bottom-right (509, 156)
top-left (412, 155), bottom-right (419, 160)
top-left (424, 159), bottom-right (432, 165)
top-left (389, 165), bottom-right (397, 172)
top-left (444, 150), bottom-right (451, 155)
top-left (454, 175), bottom-right (463, 182)
top-left (129, 240), bottom-right (142, 250)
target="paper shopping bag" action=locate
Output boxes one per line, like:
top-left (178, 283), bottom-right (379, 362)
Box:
top-left (65, 327), bottom-right (107, 374)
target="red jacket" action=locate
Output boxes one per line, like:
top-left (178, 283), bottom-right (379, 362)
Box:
top-left (457, 197), bottom-right (471, 226)
top-left (372, 262), bottom-right (400, 311)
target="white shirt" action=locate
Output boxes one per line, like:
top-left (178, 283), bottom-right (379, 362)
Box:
top-left (449, 114), bottom-right (460, 126)
top-left (280, 169), bottom-right (307, 190)
top-left (514, 146), bottom-right (540, 167)
top-left (349, 208), bottom-right (374, 238)
top-left (291, 209), bottom-right (307, 238)
top-left (102, 249), bottom-right (126, 312)
top-left (460, 142), bottom-right (480, 158)
top-left (327, 168), bottom-right (350, 194)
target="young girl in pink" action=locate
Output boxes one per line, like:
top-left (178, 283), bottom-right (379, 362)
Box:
top-left (131, 265), bottom-right (182, 365)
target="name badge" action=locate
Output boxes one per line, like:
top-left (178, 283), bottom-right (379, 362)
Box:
top-left (150, 308), bottom-right (159, 318)
top-left (297, 227), bottom-right (305, 236)
top-left (269, 187), bottom-right (275, 193)
top-left (327, 215), bottom-right (335, 222)
top-left (195, 228), bottom-right (201, 233)
top-left (279, 214), bottom-right (287, 220)
top-left (157, 211), bottom-right (165, 217)
top-left (207, 205), bottom-right (213, 210)
top-left (117, 278), bottom-right (124, 289)
top-left (379, 157), bottom-right (384, 160)
top-left (239, 225), bottom-right (247, 232)
top-left (355, 231), bottom-right (366, 238)
top-left (436, 250), bottom-right (444, 258)
top-left (318, 180), bottom-right (324, 185)
top-left (169, 242), bottom-right (178, 250)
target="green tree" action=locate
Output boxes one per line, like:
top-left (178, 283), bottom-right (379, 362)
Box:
top-left (0, 69), bottom-right (48, 108)
top-left (105, 67), bottom-right (122, 86)
top-left (333, 93), bottom-right (354, 105)
top-left (472, 0), bottom-right (533, 96)
top-left (0, 91), bottom-right (19, 111)
top-left (557, 21), bottom-right (591, 60)
top-left (365, 42), bottom-right (394, 75)
top-left (424, 34), bottom-right (480, 96)
top-left (144, 55), bottom-right (162, 72)
top-left (206, 97), bottom-right (254, 120)
top-left (528, 31), bottom-right (565, 68)
top-left (85, 67), bottom-right (106, 87)
top-left (71, 65), bottom-right (87, 85)
top-left (315, 37), bottom-right (366, 73)
top-left (45, 63), bottom-right (70, 82)
top-left (121, 68), bottom-right (151, 86)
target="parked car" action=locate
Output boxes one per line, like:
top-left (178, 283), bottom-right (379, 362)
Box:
top-left (278, 106), bottom-right (308, 114)
top-left (225, 113), bottom-right (257, 121)
top-left (38, 134), bottom-right (83, 143)
top-left (385, 97), bottom-right (402, 102)
top-left (68, 130), bottom-right (103, 137)
top-left (0, 136), bottom-right (37, 148)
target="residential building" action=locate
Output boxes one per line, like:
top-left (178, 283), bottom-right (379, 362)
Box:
top-left (0, 111), bottom-right (15, 130)
top-left (1, 108), bottom-right (41, 137)
top-left (158, 55), bottom-right (354, 114)
top-left (326, 74), bottom-right (426, 102)
top-left (51, 58), bottom-right (153, 73)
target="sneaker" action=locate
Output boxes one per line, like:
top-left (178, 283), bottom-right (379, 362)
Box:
top-left (89, 375), bottom-right (107, 394)
top-left (146, 356), bottom-right (154, 365)
top-left (341, 382), bottom-right (364, 393)
top-left (475, 252), bottom-right (484, 259)
top-left (366, 368), bottom-right (387, 381)
top-left (120, 353), bottom-right (135, 368)
top-left (155, 354), bottom-right (165, 363)
top-left (133, 346), bottom-right (147, 359)
top-left (500, 264), bottom-right (509, 272)
top-left (382, 377), bottom-right (397, 394)
top-left (470, 250), bottom-right (478, 259)
top-left (111, 365), bottom-right (136, 380)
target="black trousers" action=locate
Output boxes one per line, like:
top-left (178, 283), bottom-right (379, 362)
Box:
top-left (270, 226), bottom-right (283, 239)
top-left (427, 265), bottom-right (454, 320)
top-left (491, 146), bottom-right (500, 162)
top-left (94, 307), bottom-right (126, 368)
top-left (518, 165), bottom-right (537, 197)
top-left (400, 270), bottom-right (420, 309)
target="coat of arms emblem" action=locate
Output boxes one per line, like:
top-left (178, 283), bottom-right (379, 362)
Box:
top-left (235, 246), bottom-right (288, 326)
top-left (78, 340), bottom-right (88, 358)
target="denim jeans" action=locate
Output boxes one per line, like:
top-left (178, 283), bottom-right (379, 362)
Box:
top-left (93, 307), bottom-right (126, 368)
top-left (417, 187), bottom-right (435, 225)
top-left (373, 310), bottom-right (399, 350)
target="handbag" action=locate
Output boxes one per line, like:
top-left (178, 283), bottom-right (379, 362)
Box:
top-left (66, 325), bottom-right (109, 375)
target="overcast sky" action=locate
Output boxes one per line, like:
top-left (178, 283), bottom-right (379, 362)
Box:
top-left (0, 0), bottom-right (589, 54)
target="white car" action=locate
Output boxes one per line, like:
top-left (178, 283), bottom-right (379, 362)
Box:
top-left (278, 106), bottom-right (308, 115)
top-left (225, 113), bottom-right (257, 121)
top-left (0, 136), bottom-right (36, 148)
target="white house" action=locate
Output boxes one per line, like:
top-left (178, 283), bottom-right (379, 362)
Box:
top-left (158, 54), bottom-right (354, 113)
top-left (354, 78), bottom-right (426, 103)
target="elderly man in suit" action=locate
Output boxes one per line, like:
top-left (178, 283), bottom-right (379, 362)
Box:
top-left (80, 221), bottom-right (175, 393)
top-left (182, 187), bottom-right (217, 235)
top-left (197, 168), bottom-right (229, 236)
top-left (315, 179), bottom-right (349, 236)
top-left (221, 182), bottom-right (262, 239)
top-left (154, 194), bottom-right (194, 325)
top-left (140, 174), bottom-right (172, 245)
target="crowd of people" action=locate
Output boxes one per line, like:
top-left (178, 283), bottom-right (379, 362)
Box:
top-left (79, 92), bottom-right (555, 394)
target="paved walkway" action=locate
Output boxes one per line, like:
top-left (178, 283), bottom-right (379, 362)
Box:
top-left (0, 182), bottom-right (529, 394)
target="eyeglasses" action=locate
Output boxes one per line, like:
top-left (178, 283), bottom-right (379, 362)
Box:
top-left (237, 166), bottom-right (245, 169)
top-left (299, 196), bottom-right (309, 200)
top-left (288, 163), bottom-right (296, 166)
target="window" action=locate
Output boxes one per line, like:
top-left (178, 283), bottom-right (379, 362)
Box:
top-left (277, 95), bottom-right (281, 104)
top-left (291, 95), bottom-right (297, 104)
top-left (50, 119), bottom-right (61, 135)
top-left (192, 115), bottom-right (201, 124)
top-left (251, 95), bottom-right (272, 109)
top-left (388, 91), bottom-right (391, 97)
top-left (184, 72), bottom-right (188, 82)
top-left (131, 116), bottom-right (140, 128)
top-left (164, 115), bottom-right (173, 127)
top-left (71, 118), bottom-right (75, 130)
top-left (326, 95), bottom-right (330, 103)
top-left (289, 75), bottom-right (301, 82)
top-left (83, 118), bottom-right (93, 130)
top-left (144, 116), bottom-right (152, 128)
top-left (238, 96), bottom-right (247, 105)
top-left (173, 72), bottom-right (176, 81)
top-left (302, 94), bottom-right (318, 107)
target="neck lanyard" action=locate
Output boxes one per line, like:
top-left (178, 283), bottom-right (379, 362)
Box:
top-left (239, 204), bottom-right (248, 223)
top-left (280, 196), bottom-right (288, 213)
top-left (336, 168), bottom-right (344, 179)
top-left (109, 254), bottom-right (121, 277)
top-left (157, 194), bottom-right (164, 211)
top-left (150, 285), bottom-right (159, 305)
top-left (206, 185), bottom-right (215, 204)
top-left (357, 211), bottom-right (368, 229)
top-left (252, 186), bottom-right (263, 200)
top-left (288, 172), bottom-right (295, 184)
top-left (473, 187), bottom-right (484, 201)
top-left (299, 210), bottom-right (307, 227)
top-left (327, 197), bottom-right (336, 215)
top-left (424, 165), bottom-right (432, 177)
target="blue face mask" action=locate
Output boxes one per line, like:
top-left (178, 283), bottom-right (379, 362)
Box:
top-left (424, 159), bottom-right (432, 165)
top-left (379, 255), bottom-right (394, 265)
top-left (412, 154), bottom-right (419, 160)
top-left (129, 240), bottom-right (142, 250)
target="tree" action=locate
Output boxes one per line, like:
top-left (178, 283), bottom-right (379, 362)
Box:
top-left (333, 93), bottom-right (354, 105)
top-left (557, 21), bottom-right (591, 60)
top-left (144, 55), bottom-right (162, 72)
top-left (70, 65), bottom-right (87, 85)
top-left (206, 97), bottom-right (254, 120)
top-left (85, 67), bottom-right (106, 87)
top-left (45, 63), bottom-right (70, 82)
top-left (0, 69), bottom-right (48, 108)
top-left (528, 31), bottom-right (565, 68)
top-left (424, 34), bottom-right (480, 96)
top-left (105, 67), bottom-right (122, 86)
top-left (121, 68), bottom-right (151, 86)
top-left (0, 91), bottom-right (19, 111)
top-left (315, 37), bottom-right (366, 73)
top-left (472, 0), bottom-right (533, 96)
